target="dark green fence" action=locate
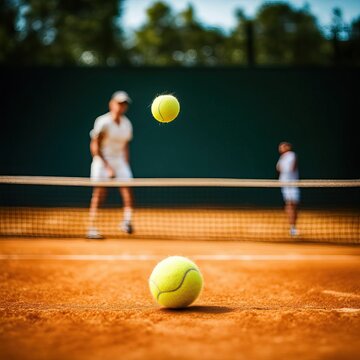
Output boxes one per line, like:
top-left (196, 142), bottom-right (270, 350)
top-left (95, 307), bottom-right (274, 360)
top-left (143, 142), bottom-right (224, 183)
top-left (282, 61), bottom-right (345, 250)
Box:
top-left (1, 67), bottom-right (358, 179)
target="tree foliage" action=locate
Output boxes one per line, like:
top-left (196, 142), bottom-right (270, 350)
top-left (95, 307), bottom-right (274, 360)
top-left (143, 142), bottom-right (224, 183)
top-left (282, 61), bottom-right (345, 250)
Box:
top-left (349, 17), bottom-right (360, 65)
top-left (130, 2), bottom-right (227, 66)
top-left (1, 0), bottom-right (360, 66)
top-left (129, 1), bottom-right (359, 67)
top-left (255, 3), bottom-right (327, 65)
top-left (0, 0), bottom-right (127, 65)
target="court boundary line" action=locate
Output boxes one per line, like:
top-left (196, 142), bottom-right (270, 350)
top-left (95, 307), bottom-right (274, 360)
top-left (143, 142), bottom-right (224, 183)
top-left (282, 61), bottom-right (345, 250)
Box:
top-left (0, 254), bottom-right (358, 261)
top-left (322, 290), bottom-right (360, 299)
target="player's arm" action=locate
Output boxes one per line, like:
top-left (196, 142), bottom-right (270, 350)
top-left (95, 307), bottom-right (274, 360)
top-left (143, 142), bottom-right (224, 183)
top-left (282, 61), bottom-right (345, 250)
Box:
top-left (90, 132), bottom-right (105, 160)
top-left (90, 132), bottom-right (115, 177)
top-left (292, 156), bottom-right (298, 171)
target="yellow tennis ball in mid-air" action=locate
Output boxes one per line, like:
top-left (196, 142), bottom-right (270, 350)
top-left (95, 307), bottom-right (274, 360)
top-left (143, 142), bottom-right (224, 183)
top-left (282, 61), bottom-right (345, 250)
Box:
top-left (149, 256), bottom-right (203, 308)
top-left (151, 94), bottom-right (180, 123)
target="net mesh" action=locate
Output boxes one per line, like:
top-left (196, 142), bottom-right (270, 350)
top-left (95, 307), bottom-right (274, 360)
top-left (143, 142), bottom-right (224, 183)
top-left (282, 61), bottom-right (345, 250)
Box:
top-left (0, 177), bottom-right (359, 243)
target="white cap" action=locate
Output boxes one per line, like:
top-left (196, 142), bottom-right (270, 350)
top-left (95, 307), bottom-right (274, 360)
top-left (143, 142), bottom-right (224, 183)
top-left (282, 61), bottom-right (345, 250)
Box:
top-left (111, 91), bottom-right (131, 103)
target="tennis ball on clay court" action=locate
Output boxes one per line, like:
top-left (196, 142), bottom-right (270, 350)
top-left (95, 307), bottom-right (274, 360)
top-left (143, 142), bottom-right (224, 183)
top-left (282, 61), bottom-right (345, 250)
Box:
top-left (149, 256), bottom-right (203, 308)
top-left (151, 94), bottom-right (180, 123)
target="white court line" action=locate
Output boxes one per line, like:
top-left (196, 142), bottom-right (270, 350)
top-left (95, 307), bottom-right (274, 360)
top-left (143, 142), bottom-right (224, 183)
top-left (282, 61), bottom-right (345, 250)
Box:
top-left (0, 254), bottom-right (358, 261)
top-left (322, 290), bottom-right (360, 299)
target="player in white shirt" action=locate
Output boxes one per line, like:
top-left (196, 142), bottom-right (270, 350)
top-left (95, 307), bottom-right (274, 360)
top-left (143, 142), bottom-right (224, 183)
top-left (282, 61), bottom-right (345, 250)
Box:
top-left (276, 142), bottom-right (300, 236)
top-left (87, 91), bottom-right (134, 239)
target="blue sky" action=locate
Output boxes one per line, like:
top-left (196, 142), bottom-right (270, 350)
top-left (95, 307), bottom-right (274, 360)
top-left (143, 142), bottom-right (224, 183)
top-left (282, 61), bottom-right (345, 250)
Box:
top-left (122, 0), bottom-right (360, 31)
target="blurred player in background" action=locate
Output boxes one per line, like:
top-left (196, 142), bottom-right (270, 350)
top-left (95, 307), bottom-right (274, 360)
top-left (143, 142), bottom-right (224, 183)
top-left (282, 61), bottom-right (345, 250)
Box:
top-left (87, 91), bottom-right (134, 239)
top-left (276, 141), bottom-right (300, 236)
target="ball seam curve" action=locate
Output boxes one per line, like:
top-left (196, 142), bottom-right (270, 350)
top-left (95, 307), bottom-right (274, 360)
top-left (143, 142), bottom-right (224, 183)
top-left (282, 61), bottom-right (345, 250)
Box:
top-left (157, 98), bottom-right (166, 123)
top-left (153, 268), bottom-right (200, 300)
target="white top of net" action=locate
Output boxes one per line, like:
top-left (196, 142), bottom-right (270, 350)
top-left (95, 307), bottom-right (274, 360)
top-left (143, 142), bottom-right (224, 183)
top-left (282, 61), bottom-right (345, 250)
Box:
top-left (0, 177), bottom-right (359, 188)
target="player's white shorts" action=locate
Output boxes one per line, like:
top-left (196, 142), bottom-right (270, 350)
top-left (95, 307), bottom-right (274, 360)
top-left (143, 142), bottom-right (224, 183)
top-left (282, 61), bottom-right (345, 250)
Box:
top-left (90, 156), bottom-right (133, 180)
top-left (281, 187), bottom-right (300, 203)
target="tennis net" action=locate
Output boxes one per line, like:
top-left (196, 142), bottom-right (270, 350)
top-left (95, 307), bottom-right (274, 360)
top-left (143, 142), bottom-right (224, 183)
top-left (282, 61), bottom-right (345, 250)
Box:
top-left (0, 176), bottom-right (359, 243)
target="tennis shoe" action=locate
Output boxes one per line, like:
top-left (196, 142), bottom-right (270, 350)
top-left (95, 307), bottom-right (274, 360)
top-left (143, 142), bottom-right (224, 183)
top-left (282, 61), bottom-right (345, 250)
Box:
top-left (86, 228), bottom-right (103, 240)
top-left (289, 227), bottom-right (299, 236)
top-left (121, 220), bottom-right (133, 234)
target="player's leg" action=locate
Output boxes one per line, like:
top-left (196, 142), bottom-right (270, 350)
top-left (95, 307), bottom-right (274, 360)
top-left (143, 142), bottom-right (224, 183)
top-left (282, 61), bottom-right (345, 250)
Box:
top-left (282, 187), bottom-right (300, 236)
top-left (285, 201), bottom-right (297, 234)
top-left (114, 160), bottom-right (135, 234)
top-left (119, 186), bottom-right (134, 234)
top-left (87, 187), bottom-right (107, 239)
top-left (87, 157), bottom-right (107, 239)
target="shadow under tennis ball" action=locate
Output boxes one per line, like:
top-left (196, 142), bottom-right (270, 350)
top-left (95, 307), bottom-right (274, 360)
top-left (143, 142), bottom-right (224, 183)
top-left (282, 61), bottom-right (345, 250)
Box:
top-left (160, 305), bottom-right (233, 314)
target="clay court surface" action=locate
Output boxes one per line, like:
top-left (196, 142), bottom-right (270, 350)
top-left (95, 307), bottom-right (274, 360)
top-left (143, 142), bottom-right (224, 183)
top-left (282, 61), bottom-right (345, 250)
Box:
top-left (1, 239), bottom-right (359, 360)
